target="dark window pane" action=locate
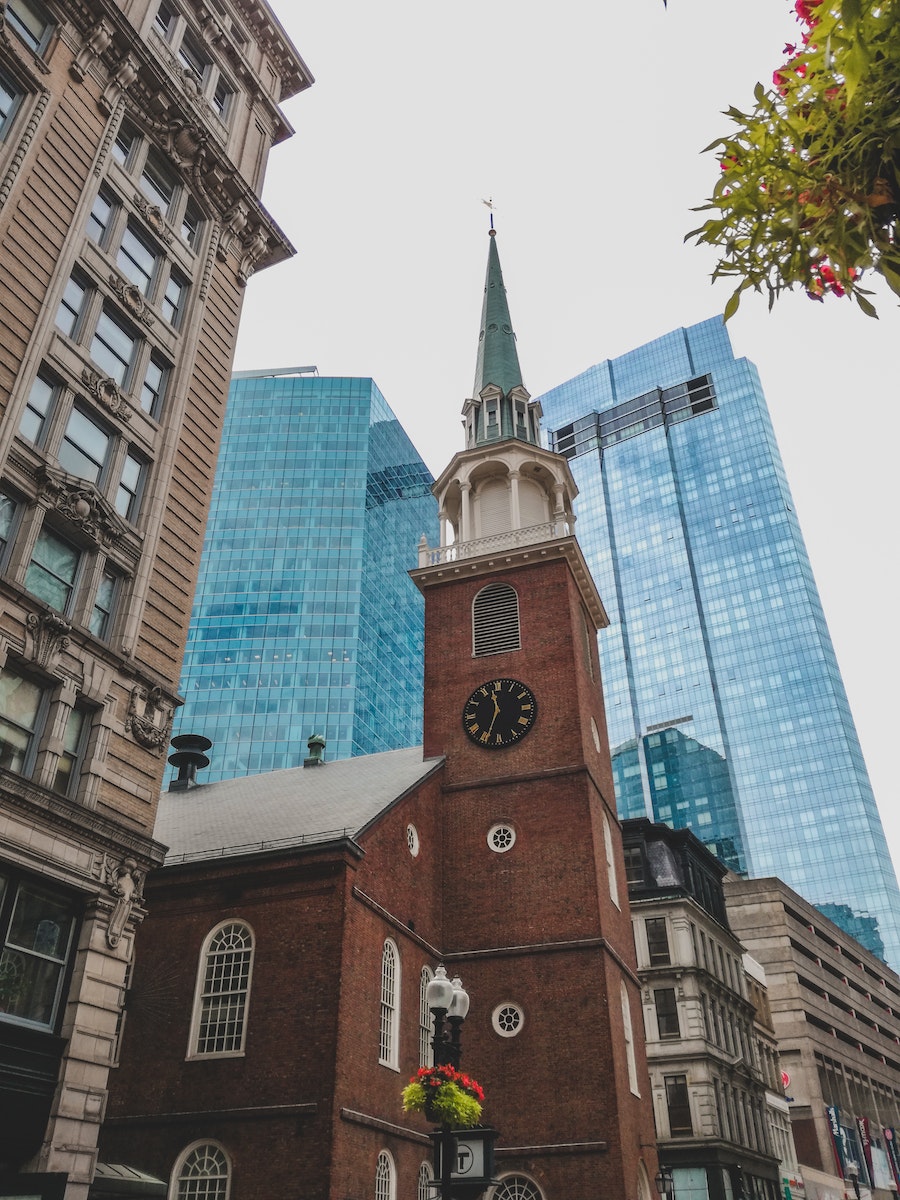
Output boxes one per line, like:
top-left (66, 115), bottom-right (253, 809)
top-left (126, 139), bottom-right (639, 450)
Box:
top-left (646, 917), bottom-right (671, 966)
top-left (58, 408), bottom-right (109, 483)
top-left (141, 355), bottom-right (167, 416)
top-left (655, 988), bottom-right (680, 1038)
top-left (2, 882), bottom-right (76, 1026)
top-left (0, 668), bottom-right (42, 774)
top-left (20, 372), bottom-right (56, 444)
top-left (117, 226), bottom-right (158, 294)
top-left (56, 276), bottom-right (86, 338)
top-left (665, 1074), bottom-right (693, 1136)
top-left (91, 310), bottom-right (137, 385)
top-left (6, 0), bottom-right (51, 53)
top-left (90, 570), bottom-right (117, 638)
top-left (25, 528), bottom-right (79, 611)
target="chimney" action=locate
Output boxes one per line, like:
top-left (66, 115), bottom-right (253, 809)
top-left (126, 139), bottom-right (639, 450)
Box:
top-left (304, 733), bottom-right (326, 767)
top-left (168, 733), bottom-right (212, 790)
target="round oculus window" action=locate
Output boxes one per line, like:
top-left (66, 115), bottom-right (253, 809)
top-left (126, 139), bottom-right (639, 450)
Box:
top-left (406, 824), bottom-right (420, 857)
top-left (487, 823), bottom-right (516, 853)
top-left (492, 1003), bottom-right (524, 1037)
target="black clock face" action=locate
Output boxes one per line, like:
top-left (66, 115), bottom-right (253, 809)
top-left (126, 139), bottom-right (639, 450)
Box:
top-left (462, 678), bottom-right (537, 749)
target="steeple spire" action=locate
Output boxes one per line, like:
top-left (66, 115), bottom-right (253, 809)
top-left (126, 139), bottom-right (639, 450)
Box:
top-left (473, 228), bottom-right (524, 397)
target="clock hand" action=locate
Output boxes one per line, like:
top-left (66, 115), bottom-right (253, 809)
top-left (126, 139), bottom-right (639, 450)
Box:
top-left (486, 690), bottom-right (501, 735)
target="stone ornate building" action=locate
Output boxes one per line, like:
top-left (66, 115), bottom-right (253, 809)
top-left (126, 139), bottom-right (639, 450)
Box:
top-left (622, 818), bottom-right (784, 1199)
top-left (0, 1), bottom-right (309, 1196)
top-left (726, 877), bottom-right (900, 1200)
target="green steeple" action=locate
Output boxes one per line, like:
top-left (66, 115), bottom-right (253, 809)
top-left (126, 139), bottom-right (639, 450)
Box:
top-left (473, 229), bottom-right (524, 397)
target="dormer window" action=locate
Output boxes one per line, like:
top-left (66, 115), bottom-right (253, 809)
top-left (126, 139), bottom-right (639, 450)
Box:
top-left (515, 401), bottom-right (527, 439)
top-left (485, 400), bottom-right (499, 438)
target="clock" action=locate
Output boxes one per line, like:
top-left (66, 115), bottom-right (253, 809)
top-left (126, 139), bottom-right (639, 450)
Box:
top-left (462, 678), bottom-right (537, 748)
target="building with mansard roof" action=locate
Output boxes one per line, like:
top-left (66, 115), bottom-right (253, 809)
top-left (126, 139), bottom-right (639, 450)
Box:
top-left (0, 1), bottom-right (310, 1196)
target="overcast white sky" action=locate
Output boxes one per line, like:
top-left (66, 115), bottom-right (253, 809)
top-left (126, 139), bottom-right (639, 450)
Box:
top-left (234, 0), bottom-right (900, 883)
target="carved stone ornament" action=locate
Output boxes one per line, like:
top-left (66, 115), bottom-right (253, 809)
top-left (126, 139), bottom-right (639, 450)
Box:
top-left (25, 611), bottom-right (72, 670)
top-left (36, 467), bottom-right (121, 545)
top-left (104, 854), bottom-right (145, 948)
top-left (217, 201), bottom-right (249, 262)
top-left (170, 119), bottom-right (207, 167)
top-left (81, 366), bottom-right (132, 421)
top-left (101, 53), bottom-right (140, 114)
top-left (70, 18), bottom-right (114, 83)
top-left (108, 274), bottom-right (155, 327)
top-left (125, 685), bottom-right (174, 754)
top-left (238, 225), bottom-right (270, 287)
top-left (132, 193), bottom-right (173, 244)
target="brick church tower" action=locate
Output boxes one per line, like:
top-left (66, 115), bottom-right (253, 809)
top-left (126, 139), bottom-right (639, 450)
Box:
top-left (411, 227), bottom-right (659, 1199)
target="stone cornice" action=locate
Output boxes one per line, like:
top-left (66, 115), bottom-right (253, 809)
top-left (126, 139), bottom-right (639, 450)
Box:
top-left (0, 768), bottom-right (167, 871)
top-left (59, 0), bottom-right (297, 269)
top-left (410, 535), bottom-right (609, 631)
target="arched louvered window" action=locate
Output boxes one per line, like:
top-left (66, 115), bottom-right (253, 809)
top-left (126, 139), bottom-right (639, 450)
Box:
top-left (375, 1151), bottom-right (396, 1200)
top-left (490, 1176), bottom-right (543, 1200)
top-left (189, 922), bottom-right (254, 1057)
top-left (173, 1143), bottom-right (230, 1200)
top-left (379, 938), bottom-right (400, 1068)
top-left (473, 582), bottom-right (520, 657)
top-left (419, 965), bottom-right (434, 1066)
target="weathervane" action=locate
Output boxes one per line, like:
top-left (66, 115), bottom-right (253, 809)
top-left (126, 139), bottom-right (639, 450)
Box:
top-left (482, 196), bottom-right (495, 231)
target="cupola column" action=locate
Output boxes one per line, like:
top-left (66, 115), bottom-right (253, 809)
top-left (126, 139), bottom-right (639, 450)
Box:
top-left (439, 508), bottom-right (449, 547)
top-left (509, 470), bottom-right (521, 530)
top-left (553, 482), bottom-right (566, 535)
top-left (460, 481), bottom-right (472, 543)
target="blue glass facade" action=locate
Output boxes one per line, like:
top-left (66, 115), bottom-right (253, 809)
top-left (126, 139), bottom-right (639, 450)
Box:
top-left (173, 373), bottom-right (438, 781)
top-left (540, 318), bottom-right (900, 965)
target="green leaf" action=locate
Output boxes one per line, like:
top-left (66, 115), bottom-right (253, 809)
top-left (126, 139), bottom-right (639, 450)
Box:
top-left (723, 287), bottom-right (743, 322)
top-left (842, 0), bottom-right (861, 27)
top-left (854, 291), bottom-right (878, 318)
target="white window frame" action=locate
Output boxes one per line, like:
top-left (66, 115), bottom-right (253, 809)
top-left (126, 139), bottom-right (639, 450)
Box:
top-left (171, 1142), bottom-right (231, 1200)
top-left (621, 979), bottom-right (640, 1096)
top-left (187, 920), bottom-right (254, 1059)
top-left (419, 965), bottom-right (433, 1067)
top-left (378, 937), bottom-right (400, 1069)
top-left (603, 811), bottom-right (620, 909)
top-left (374, 1150), bottom-right (396, 1200)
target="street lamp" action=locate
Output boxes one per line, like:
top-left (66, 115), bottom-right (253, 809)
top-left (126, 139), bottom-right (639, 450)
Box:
top-left (427, 966), bottom-right (470, 1200)
top-left (846, 1161), bottom-right (862, 1200)
top-left (655, 1166), bottom-right (675, 1197)
top-left (427, 965), bottom-right (469, 1069)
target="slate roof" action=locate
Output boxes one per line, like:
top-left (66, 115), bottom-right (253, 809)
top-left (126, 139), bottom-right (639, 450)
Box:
top-left (155, 746), bottom-right (443, 864)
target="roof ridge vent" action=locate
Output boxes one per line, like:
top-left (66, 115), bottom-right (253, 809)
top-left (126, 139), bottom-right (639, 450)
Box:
top-left (304, 732), bottom-right (326, 767)
top-left (168, 734), bottom-right (212, 790)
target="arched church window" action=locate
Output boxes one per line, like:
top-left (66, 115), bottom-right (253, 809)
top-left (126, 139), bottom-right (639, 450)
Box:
top-left (472, 583), bottom-right (520, 657)
top-left (189, 921), bottom-right (254, 1057)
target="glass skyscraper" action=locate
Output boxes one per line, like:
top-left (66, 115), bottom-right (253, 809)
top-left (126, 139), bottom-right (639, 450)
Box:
top-left (539, 318), bottom-right (900, 966)
top-left (173, 370), bottom-right (438, 781)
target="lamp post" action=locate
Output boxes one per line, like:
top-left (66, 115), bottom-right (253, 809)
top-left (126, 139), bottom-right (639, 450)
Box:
top-left (846, 1161), bottom-right (862, 1200)
top-left (655, 1166), bottom-right (675, 1198)
top-left (427, 966), bottom-right (469, 1200)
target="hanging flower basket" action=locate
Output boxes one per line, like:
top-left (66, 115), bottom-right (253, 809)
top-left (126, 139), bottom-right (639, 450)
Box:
top-left (401, 1064), bottom-right (485, 1128)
